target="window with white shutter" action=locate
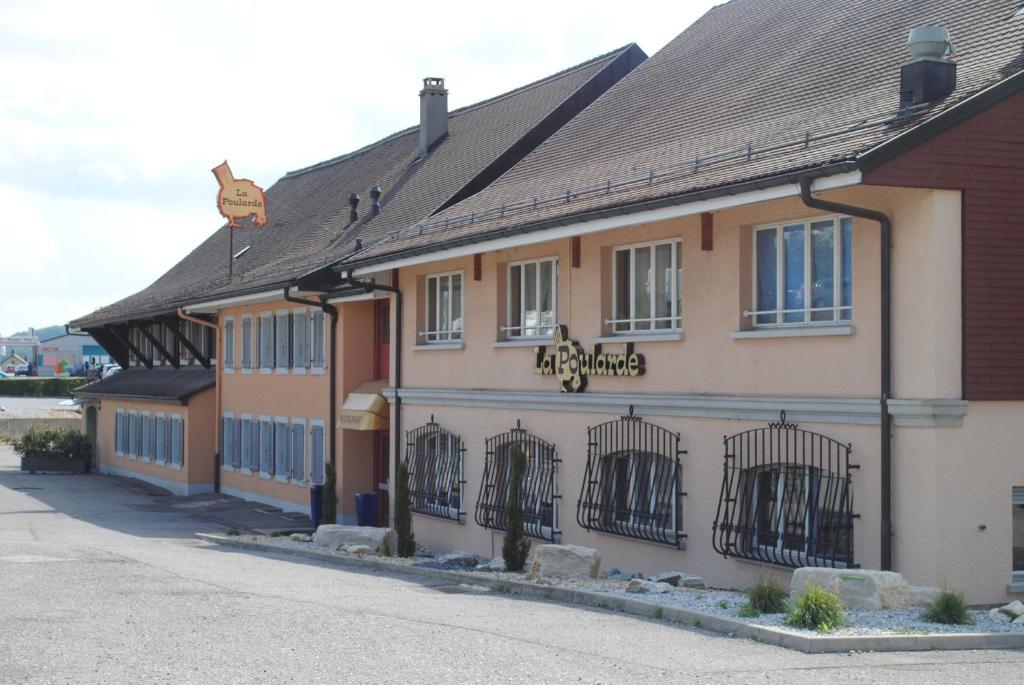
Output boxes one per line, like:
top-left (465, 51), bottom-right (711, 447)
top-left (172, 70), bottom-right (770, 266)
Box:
top-left (223, 318), bottom-right (235, 371)
top-left (259, 418), bottom-right (273, 476)
top-left (290, 420), bottom-right (306, 483)
top-left (258, 314), bottom-right (274, 373)
top-left (241, 315), bottom-right (253, 372)
top-left (275, 311), bottom-right (290, 372)
top-left (310, 421), bottom-right (325, 486)
top-left (233, 416), bottom-right (242, 469)
top-left (115, 410), bottom-right (125, 456)
top-left (170, 415), bottom-right (183, 467)
top-left (311, 310), bottom-right (325, 371)
top-left (141, 412), bottom-right (152, 461)
top-left (274, 419), bottom-right (288, 480)
top-left (128, 411), bottom-right (138, 459)
top-left (292, 309), bottom-right (308, 374)
top-left (240, 416), bottom-right (252, 472)
top-left (222, 415), bottom-right (234, 469)
top-left (156, 414), bottom-right (166, 464)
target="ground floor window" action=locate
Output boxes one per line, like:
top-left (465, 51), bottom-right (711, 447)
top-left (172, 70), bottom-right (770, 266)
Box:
top-left (1014, 487), bottom-right (1024, 583)
top-left (309, 421), bottom-right (325, 486)
top-left (475, 421), bottom-right (558, 541)
top-left (577, 408), bottom-right (684, 547)
top-left (405, 418), bottom-right (464, 521)
top-left (713, 413), bottom-right (855, 568)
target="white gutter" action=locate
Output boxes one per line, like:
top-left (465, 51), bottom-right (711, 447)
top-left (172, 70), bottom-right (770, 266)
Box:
top-left (183, 288), bottom-right (316, 313)
top-left (351, 171), bottom-right (861, 276)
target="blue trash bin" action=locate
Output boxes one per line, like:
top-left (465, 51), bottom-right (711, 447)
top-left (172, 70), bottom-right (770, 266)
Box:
top-left (355, 492), bottom-right (378, 527)
top-left (310, 485), bottom-right (323, 529)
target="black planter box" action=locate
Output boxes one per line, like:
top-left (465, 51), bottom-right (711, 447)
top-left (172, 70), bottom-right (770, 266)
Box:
top-left (20, 454), bottom-right (90, 474)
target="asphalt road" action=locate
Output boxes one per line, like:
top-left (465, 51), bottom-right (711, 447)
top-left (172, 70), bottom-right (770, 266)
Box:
top-left (0, 396), bottom-right (77, 418)
top-left (1, 446), bottom-right (1022, 683)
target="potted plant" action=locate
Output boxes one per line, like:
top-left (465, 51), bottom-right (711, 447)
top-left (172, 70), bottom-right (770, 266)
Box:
top-left (14, 428), bottom-right (92, 474)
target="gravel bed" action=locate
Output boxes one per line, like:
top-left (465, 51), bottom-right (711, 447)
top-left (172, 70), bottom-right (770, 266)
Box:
top-left (228, 535), bottom-right (1024, 637)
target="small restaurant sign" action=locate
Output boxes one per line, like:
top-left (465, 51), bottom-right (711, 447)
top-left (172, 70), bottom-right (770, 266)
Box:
top-left (212, 161), bottom-right (268, 228)
top-left (534, 325), bottom-right (645, 393)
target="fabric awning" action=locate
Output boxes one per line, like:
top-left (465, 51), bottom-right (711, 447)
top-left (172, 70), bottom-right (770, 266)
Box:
top-left (337, 381), bottom-right (389, 431)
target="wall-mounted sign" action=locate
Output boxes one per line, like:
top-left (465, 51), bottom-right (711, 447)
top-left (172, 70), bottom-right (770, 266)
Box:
top-left (212, 161), bottom-right (268, 228)
top-left (534, 325), bottom-right (645, 393)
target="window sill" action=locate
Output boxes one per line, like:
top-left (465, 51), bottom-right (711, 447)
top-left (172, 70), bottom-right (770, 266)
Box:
top-left (593, 331), bottom-right (684, 345)
top-left (241, 468), bottom-right (252, 476)
top-left (274, 475), bottom-right (289, 484)
top-left (171, 463), bottom-right (182, 471)
top-left (311, 367), bottom-right (326, 375)
top-left (730, 324), bottom-right (855, 340)
top-left (293, 368), bottom-right (307, 376)
top-left (241, 368), bottom-right (252, 375)
top-left (223, 465), bottom-right (234, 472)
top-left (412, 342), bottom-right (465, 351)
top-left (275, 367), bottom-right (289, 375)
top-left (224, 367), bottom-right (235, 375)
top-left (493, 337), bottom-right (554, 348)
top-left (259, 368), bottom-right (272, 375)
top-left (259, 472), bottom-right (271, 480)
top-left (1009, 579), bottom-right (1024, 594)
top-left (141, 457), bottom-right (151, 464)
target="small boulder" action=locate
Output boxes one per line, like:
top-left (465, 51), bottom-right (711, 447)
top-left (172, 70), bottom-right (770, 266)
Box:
top-left (312, 524), bottom-right (397, 556)
top-left (626, 578), bottom-right (673, 594)
top-left (527, 544), bottom-right (601, 581)
top-left (998, 600), bottom-right (1024, 619)
top-left (1013, 614), bottom-right (1024, 625)
top-left (989, 607), bottom-right (1012, 623)
top-left (475, 556), bottom-right (506, 572)
top-left (289, 533), bottom-right (311, 543)
top-left (650, 571), bottom-right (705, 589)
top-left (437, 551), bottom-right (480, 568)
top-left (340, 544), bottom-right (374, 556)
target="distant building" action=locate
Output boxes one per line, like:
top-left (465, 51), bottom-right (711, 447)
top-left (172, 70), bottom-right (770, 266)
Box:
top-left (0, 353), bottom-right (28, 374)
top-left (35, 333), bottom-right (110, 376)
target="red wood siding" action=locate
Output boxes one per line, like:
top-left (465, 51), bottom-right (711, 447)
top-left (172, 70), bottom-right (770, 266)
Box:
top-left (863, 90), bottom-right (1024, 401)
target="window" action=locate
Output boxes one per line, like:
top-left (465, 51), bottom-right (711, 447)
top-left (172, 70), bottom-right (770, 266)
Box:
top-left (610, 240), bottom-right (682, 333)
top-left (223, 317), bottom-right (235, 371)
top-left (155, 413), bottom-right (167, 464)
top-left (169, 414), bottom-right (183, 467)
top-left (258, 313), bottom-right (274, 372)
top-left (1014, 488), bottom-right (1024, 584)
top-left (241, 315), bottom-right (253, 371)
top-left (274, 418), bottom-right (289, 480)
top-left (115, 410), bottom-right (125, 456)
top-left (505, 258), bottom-right (557, 339)
top-left (275, 311), bottom-right (290, 372)
top-left (422, 271), bottom-right (463, 343)
top-left (713, 414), bottom-right (855, 568)
top-left (290, 419), bottom-right (306, 483)
top-left (128, 411), bottom-right (139, 459)
top-left (309, 421), bottom-right (325, 486)
top-left (752, 216), bottom-right (853, 326)
top-left (141, 412), bottom-right (153, 461)
top-left (221, 414), bottom-right (235, 470)
top-left (240, 415), bottom-right (253, 472)
top-left (292, 308), bottom-right (309, 374)
top-left (404, 419), bottom-right (464, 521)
top-left (475, 423), bottom-right (558, 541)
top-left (310, 310), bottom-right (326, 370)
top-left (577, 410), bottom-right (683, 547)
top-left (258, 417), bottom-right (273, 476)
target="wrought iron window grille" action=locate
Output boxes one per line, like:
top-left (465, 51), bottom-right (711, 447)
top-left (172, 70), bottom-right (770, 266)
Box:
top-left (404, 416), bottom-right (466, 522)
top-left (712, 412), bottom-right (859, 568)
top-left (577, 406), bottom-right (686, 547)
top-left (474, 420), bottom-right (561, 541)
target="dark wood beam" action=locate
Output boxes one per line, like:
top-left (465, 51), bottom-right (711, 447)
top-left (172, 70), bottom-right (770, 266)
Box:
top-left (163, 317), bottom-right (211, 369)
top-left (137, 321), bottom-right (178, 369)
top-left (109, 324), bottom-right (152, 369)
top-left (87, 327), bottom-right (129, 369)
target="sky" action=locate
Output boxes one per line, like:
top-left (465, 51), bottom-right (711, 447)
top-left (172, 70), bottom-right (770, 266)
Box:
top-left (0, 0), bottom-right (717, 336)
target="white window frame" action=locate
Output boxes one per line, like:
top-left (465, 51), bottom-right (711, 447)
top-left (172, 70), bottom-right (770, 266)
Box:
top-left (310, 310), bottom-right (326, 375)
top-left (275, 309), bottom-right (291, 374)
top-left (421, 270), bottom-right (464, 344)
top-left (258, 312), bottom-right (274, 374)
top-left (274, 416), bottom-right (290, 483)
top-left (155, 411), bottom-right (167, 465)
top-left (240, 313), bottom-right (253, 374)
top-left (291, 307), bottom-right (309, 376)
top-left (115, 409), bottom-right (125, 457)
top-left (128, 409), bottom-right (138, 460)
top-left (309, 419), bottom-right (326, 486)
top-left (259, 415), bottom-right (273, 479)
top-left (608, 238), bottom-right (682, 334)
top-left (240, 413), bottom-right (253, 475)
top-left (222, 412), bottom-right (235, 472)
top-left (223, 316), bottom-right (235, 373)
top-left (503, 257), bottom-right (558, 340)
top-left (1014, 487), bottom-right (1024, 584)
top-left (290, 417), bottom-right (307, 486)
top-left (749, 214), bottom-right (853, 328)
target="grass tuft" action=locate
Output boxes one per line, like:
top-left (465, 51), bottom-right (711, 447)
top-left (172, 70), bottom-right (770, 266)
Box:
top-left (922, 589), bottom-right (973, 625)
top-left (746, 576), bottom-right (788, 614)
top-left (737, 603), bottom-right (762, 619)
top-left (785, 583), bottom-right (845, 633)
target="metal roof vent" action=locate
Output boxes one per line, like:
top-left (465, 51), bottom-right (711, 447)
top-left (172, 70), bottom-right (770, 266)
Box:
top-left (369, 185), bottom-right (382, 217)
top-left (901, 26), bottom-right (956, 107)
top-left (349, 192), bottom-right (360, 223)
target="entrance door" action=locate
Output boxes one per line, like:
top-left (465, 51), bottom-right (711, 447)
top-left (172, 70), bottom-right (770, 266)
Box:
top-left (374, 299), bottom-right (390, 380)
top-left (373, 430), bottom-right (390, 525)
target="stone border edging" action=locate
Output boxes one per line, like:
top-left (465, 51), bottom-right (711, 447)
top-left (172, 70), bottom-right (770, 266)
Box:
top-left (195, 533), bottom-right (1024, 654)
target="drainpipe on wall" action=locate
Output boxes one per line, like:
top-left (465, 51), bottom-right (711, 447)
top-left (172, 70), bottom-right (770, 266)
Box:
top-left (177, 308), bottom-right (220, 493)
top-left (339, 270), bottom-right (403, 527)
top-left (282, 287), bottom-right (339, 472)
top-left (798, 177), bottom-right (894, 571)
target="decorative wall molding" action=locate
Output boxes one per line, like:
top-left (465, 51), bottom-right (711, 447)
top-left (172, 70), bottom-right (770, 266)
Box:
top-left (383, 387), bottom-right (969, 428)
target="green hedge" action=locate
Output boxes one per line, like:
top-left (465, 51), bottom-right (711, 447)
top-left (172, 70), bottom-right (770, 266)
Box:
top-left (0, 378), bottom-right (88, 397)
top-left (13, 427), bottom-right (91, 460)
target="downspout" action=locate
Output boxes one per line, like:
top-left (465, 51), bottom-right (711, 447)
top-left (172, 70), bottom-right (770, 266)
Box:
top-left (283, 287), bottom-right (339, 471)
top-left (798, 177), bottom-right (893, 571)
top-left (339, 270), bottom-right (402, 526)
top-left (177, 308), bottom-right (220, 492)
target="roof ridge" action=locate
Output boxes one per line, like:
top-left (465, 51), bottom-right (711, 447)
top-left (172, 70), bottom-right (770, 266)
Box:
top-left (283, 44), bottom-right (635, 179)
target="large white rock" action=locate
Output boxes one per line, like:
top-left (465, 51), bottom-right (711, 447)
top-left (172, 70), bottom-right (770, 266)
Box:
top-left (527, 544), bottom-right (601, 581)
top-left (790, 568), bottom-right (911, 610)
top-left (650, 571), bottom-right (705, 589)
top-left (312, 525), bottom-right (397, 556)
top-left (998, 600), bottom-right (1024, 619)
top-left (626, 578), bottom-right (673, 594)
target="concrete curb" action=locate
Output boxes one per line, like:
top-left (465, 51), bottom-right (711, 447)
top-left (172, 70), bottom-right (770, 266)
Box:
top-left (195, 533), bottom-right (1024, 654)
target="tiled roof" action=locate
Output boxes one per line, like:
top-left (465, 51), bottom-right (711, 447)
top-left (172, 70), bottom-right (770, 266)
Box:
top-left (73, 366), bottom-right (215, 403)
top-left (345, 0), bottom-right (1024, 265)
top-left (71, 45), bottom-right (643, 328)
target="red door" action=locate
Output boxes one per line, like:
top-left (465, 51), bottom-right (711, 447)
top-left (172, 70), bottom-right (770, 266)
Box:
top-left (374, 299), bottom-right (390, 380)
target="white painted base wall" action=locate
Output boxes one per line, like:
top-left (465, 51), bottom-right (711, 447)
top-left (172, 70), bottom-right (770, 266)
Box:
top-left (98, 464), bottom-right (214, 496)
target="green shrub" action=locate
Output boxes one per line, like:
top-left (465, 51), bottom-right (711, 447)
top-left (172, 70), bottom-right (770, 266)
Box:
top-left (737, 603), bottom-right (762, 618)
top-left (0, 378), bottom-right (87, 397)
top-left (321, 462), bottom-right (337, 526)
top-left (922, 589), bottom-right (973, 625)
top-left (12, 428), bottom-right (90, 460)
top-left (785, 584), bottom-right (845, 632)
top-left (394, 461), bottom-right (416, 557)
top-left (746, 576), bottom-right (788, 614)
top-left (502, 446), bottom-right (531, 572)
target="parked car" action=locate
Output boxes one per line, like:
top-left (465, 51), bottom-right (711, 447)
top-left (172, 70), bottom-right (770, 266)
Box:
top-left (101, 364), bottom-right (122, 379)
top-left (14, 364), bottom-right (29, 376)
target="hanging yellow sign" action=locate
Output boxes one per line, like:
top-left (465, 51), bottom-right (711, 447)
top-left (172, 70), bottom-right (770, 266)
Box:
top-left (212, 161), bottom-right (268, 228)
top-left (534, 325), bottom-right (645, 393)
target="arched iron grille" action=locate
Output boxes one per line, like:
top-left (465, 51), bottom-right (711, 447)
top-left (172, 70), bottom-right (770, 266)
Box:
top-left (577, 408), bottom-right (686, 547)
top-left (712, 412), bottom-right (858, 568)
top-left (474, 420), bottom-right (560, 541)
top-left (404, 417), bottom-right (465, 522)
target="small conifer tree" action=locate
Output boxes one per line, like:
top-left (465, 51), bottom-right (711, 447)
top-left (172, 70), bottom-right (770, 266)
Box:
top-left (321, 462), bottom-right (337, 525)
top-left (502, 446), bottom-right (531, 571)
top-left (395, 461), bottom-right (416, 557)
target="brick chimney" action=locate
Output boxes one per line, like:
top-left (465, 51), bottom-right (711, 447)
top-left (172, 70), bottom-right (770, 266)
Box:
top-left (419, 77), bottom-right (448, 157)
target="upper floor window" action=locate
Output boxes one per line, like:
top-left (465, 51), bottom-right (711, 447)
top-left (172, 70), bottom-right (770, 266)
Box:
top-left (258, 313), bottom-right (273, 372)
top-left (422, 271), bottom-right (463, 343)
top-left (752, 216), bottom-right (852, 326)
top-left (240, 315), bottom-right (253, 371)
top-left (223, 318), bottom-right (235, 370)
top-left (275, 311), bottom-right (290, 372)
top-left (610, 239), bottom-right (682, 334)
top-left (505, 258), bottom-right (557, 339)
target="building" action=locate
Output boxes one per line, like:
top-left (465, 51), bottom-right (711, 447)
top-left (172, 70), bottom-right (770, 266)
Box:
top-left (72, 0), bottom-right (1024, 604)
top-left (1, 353), bottom-right (28, 374)
top-left (35, 332), bottom-right (110, 376)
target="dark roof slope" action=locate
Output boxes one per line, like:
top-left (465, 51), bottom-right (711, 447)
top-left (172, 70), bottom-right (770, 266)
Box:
top-left (73, 366), bottom-right (215, 403)
top-left (346, 0), bottom-right (1024, 265)
top-left (71, 45), bottom-right (644, 328)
